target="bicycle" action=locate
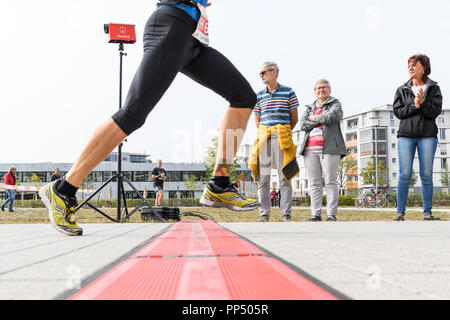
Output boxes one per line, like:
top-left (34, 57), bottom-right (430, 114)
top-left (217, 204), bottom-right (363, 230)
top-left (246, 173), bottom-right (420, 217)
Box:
top-left (355, 188), bottom-right (387, 208)
top-left (381, 189), bottom-right (397, 208)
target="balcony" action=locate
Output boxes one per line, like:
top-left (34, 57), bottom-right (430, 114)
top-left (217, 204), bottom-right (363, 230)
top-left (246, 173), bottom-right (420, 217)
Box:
top-left (346, 182), bottom-right (359, 189)
top-left (346, 140), bottom-right (358, 148)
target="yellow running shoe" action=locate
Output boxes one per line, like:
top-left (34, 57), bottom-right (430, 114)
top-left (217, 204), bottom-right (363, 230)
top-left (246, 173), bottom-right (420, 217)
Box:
top-left (200, 183), bottom-right (259, 211)
top-left (39, 180), bottom-right (83, 236)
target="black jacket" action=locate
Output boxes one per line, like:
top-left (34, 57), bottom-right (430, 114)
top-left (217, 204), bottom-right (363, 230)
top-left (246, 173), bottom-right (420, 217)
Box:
top-left (393, 78), bottom-right (442, 138)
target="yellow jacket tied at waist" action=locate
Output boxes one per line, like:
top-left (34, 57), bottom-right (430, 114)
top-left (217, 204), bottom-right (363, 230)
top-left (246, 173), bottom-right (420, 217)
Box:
top-left (248, 124), bottom-right (300, 182)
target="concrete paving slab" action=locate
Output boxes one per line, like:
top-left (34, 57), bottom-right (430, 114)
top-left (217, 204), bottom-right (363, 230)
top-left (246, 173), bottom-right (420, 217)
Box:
top-left (221, 221), bottom-right (450, 300)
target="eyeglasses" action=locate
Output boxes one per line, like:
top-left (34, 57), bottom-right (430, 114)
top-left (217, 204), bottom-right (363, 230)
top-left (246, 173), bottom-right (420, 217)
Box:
top-left (259, 69), bottom-right (273, 77)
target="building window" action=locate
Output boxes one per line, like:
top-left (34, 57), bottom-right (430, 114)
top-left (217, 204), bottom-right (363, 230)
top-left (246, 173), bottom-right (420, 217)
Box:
top-left (376, 127), bottom-right (386, 140)
top-left (360, 142), bottom-right (374, 156)
top-left (441, 158), bottom-right (447, 169)
top-left (360, 129), bottom-right (372, 142)
top-left (438, 117), bottom-right (445, 125)
top-left (391, 129), bottom-right (396, 134)
top-left (347, 119), bottom-right (358, 130)
top-left (392, 143), bottom-right (396, 149)
top-left (182, 171), bottom-right (206, 181)
top-left (441, 144), bottom-right (448, 155)
top-left (103, 171), bottom-right (114, 182)
top-left (123, 171), bottom-right (132, 180)
top-left (392, 158), bottom-right (396, 164)
top-left (361, 114), bottom-right (367, 127)
top-left (134, 171), bottom-right (149, 182)
top-left (390, 120), bottom-right (395, 126)
top-left (130, 155), bottom-right (147, 163)
top-left (91, 172), bottom-right (102, 182)
top-left (105, 155), bottom-right (118, 162)
top-left (440, 129), bottom-right (446, 140)
top-left (393, 173), bottom-right (397, 178)
top-left (167, 171), bottom-right (182, 181)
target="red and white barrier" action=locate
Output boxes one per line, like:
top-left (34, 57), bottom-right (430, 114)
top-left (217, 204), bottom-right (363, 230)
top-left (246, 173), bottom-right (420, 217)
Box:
top-left (0, 184), bottom-right (95, 193)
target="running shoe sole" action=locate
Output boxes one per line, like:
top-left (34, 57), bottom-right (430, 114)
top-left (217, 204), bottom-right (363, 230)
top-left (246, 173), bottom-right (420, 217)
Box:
top-left (200, 196), bottom-right (258, 212)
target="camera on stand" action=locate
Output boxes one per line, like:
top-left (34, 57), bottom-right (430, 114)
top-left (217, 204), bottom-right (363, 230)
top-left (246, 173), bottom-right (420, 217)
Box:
top-left (104, 23), bottom-right (137, 44)
top-left (74, 21), bottom-right (165, 223)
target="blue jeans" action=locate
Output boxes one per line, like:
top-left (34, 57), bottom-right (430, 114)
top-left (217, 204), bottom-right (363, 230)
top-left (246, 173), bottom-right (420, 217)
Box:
top-left (1, 190), bottom-right (16, 211)
top-left (397, 137), bottom-right (437, 215)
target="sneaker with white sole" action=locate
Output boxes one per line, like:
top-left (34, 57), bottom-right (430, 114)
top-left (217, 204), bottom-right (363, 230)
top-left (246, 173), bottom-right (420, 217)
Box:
top-left (39, 180), bottom-right (83, 236)
top-left (200, 183), bottom-right (259, 211)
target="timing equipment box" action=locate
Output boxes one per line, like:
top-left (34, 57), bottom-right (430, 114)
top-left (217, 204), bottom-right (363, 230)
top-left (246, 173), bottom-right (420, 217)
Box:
top-left (104, 23), bottom-right (136, 44)
top-left (141, 207), bottom-right (181, 222)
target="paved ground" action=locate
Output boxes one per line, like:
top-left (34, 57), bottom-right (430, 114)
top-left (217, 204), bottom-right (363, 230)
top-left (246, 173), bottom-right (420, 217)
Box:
top-left (0, 221), bottom-right (449, 300)
top-left (224, 222), bottom-right (450, 300)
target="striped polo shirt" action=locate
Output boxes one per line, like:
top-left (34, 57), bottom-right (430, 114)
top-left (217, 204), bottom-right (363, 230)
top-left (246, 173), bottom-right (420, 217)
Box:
top-left (254, 84), bottom-right (299, 127)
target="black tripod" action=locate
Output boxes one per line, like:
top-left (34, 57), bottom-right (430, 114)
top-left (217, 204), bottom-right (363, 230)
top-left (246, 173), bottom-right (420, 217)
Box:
top-left (74, 43), bottom-right (165, 223)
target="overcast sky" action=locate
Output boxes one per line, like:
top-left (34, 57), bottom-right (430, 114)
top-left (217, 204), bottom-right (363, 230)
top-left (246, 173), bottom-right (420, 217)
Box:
top-left (1, 0), bottom-right (450, 164)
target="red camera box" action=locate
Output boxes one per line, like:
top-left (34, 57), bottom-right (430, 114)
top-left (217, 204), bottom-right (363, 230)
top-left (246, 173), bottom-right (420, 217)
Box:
top-left (106, 23), bottom-right (136, 44)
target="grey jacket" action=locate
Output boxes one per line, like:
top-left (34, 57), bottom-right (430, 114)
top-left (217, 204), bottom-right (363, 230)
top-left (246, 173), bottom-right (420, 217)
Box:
top-left (298, 96), bottom-right (347, 157)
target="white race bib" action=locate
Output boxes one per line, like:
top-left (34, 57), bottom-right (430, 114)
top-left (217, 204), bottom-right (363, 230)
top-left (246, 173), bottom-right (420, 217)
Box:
top-left (192, 4), bottom-right (209, 46)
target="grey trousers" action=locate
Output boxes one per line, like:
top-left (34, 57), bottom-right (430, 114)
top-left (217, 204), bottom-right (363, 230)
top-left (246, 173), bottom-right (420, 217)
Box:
top-left (303, 153), bottom-right (341, 218)
top-left (258, 137), bottom-right (293, 218)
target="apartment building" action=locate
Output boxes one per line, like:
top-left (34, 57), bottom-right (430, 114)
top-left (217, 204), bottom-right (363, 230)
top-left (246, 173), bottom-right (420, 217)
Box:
top-left (340, 105), bottom-right (450, 192)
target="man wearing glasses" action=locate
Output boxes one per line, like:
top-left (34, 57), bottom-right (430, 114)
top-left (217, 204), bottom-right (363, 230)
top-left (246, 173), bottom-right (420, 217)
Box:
top-left (251, 62), bottom-right (299, 222)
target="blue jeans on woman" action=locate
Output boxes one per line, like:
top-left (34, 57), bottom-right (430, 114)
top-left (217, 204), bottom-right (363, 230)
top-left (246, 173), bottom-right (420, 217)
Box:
top-left (1, 190), bottom-right (16, 212)
top-left (397, 137), bottom-right (438, 216)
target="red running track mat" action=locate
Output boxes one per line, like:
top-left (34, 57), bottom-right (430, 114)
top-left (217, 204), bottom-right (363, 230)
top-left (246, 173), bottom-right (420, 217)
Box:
top-left (70, 220), bottom-right (340, 300)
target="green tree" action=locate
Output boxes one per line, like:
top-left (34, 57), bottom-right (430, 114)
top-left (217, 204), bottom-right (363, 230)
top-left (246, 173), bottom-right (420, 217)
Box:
top-left (184, 174), bottom-right (200, 199)
top-left (80, 173), bottom-right (95, 190)
top-left (338, 154), bottom-right (358, 195)
top-left (440, 163), bottom-right (450, 190)
top-left (360, 156), bottom-right (389, 188)
top-left (27, 173), bottom-right (42, 200)
top-left (27, 173), bottom-right (42, 187)
top-left (203, 135), bottom-right (243, 184)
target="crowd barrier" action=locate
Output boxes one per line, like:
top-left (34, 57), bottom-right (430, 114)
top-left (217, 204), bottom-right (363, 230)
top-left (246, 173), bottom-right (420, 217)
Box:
top-left (0, 184), bottom-right (95, 193)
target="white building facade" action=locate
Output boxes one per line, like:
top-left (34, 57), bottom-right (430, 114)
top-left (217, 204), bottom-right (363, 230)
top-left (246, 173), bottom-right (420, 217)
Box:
top-left (0, 152), bottom-right (255, 200)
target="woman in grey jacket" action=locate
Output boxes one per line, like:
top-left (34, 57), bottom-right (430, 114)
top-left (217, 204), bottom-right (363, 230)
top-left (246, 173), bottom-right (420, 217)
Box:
top-left (299, 79), bottom-right (347, 221)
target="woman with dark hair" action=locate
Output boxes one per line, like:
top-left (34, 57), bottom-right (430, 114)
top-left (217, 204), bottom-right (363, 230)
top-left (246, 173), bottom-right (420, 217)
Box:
top-left (393, 54), bottom-right (443, 221)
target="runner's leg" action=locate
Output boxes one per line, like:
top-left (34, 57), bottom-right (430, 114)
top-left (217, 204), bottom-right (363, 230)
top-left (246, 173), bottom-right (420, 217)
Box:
top-left (181, 46), bottom-right (256, 179)
top-left (183, 46), bottom-right (259, 209)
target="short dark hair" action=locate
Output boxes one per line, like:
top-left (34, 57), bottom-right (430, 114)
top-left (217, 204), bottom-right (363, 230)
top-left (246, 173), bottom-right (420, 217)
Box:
top-left (408, 54), bottom-right (431, 82)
